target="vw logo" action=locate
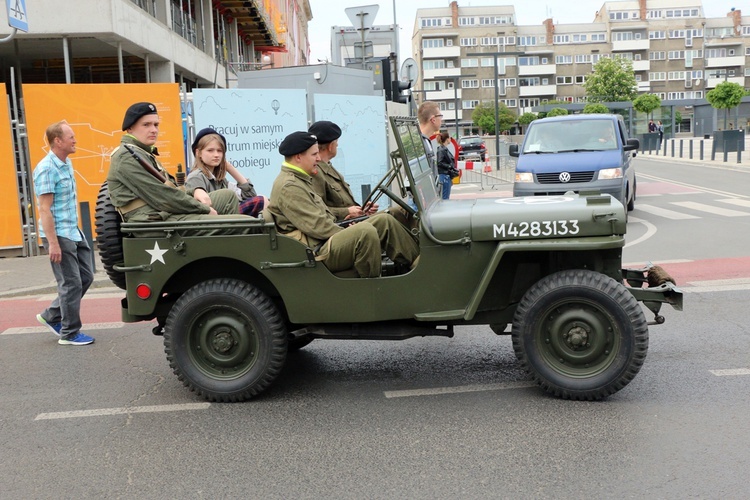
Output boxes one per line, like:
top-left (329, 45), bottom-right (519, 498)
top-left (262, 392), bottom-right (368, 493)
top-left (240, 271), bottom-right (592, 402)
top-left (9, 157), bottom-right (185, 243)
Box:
top-left (559, 172), bottom-right (571, 183)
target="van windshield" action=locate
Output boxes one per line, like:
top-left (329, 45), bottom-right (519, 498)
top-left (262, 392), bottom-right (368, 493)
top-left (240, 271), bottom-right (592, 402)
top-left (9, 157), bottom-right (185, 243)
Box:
top-left (523, 120), bottom-right (619, 153)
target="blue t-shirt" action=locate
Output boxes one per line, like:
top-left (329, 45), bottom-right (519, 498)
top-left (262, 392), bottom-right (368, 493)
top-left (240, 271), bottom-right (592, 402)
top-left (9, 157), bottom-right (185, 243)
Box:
top-left (33, 151), bottom-right (81, 241)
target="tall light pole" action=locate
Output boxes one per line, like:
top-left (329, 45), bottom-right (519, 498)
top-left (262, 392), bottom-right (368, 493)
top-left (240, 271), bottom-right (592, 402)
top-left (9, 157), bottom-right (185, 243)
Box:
top-left (468, 50), bottom-right (524, 171)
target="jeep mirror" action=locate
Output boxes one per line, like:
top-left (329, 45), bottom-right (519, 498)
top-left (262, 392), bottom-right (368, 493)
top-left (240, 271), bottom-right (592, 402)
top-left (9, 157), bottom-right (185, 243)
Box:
top-left (508, 143), bottom-right (519, 157)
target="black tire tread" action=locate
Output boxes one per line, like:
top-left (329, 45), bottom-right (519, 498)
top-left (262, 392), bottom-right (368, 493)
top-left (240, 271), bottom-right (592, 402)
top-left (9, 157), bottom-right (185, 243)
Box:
top-left (164, 278), bottom-right (288, 402)
top-left (511, 269), bottom-right (648, 401)
top-left (94, 182), bottom-right (127, 290)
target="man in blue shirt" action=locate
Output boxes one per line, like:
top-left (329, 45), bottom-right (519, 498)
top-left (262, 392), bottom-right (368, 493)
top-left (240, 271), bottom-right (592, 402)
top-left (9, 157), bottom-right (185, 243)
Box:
top-left (33, 121), bottom-right (95, 346)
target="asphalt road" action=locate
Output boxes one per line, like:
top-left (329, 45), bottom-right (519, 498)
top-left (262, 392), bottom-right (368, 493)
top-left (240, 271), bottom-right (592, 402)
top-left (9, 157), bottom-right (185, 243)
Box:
top-left (1, 157), bottom-right (749, 498)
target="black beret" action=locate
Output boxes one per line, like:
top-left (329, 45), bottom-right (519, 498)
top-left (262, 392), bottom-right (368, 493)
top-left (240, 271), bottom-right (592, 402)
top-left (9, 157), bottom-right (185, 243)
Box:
top-left (122, 102), bottom-right (158, 131)
top-left (279, 131), bottom-right (318, 156)
top-left (308, 121), bottom-right (342, 144)
top-left (191, 127), bottom-right (227, 154)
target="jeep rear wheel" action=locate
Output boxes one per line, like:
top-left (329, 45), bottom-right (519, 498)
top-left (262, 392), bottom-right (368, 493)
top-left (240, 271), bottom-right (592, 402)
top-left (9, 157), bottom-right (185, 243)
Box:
top-left (511, 269), bottom-right (648, 401)
top-left (164, 279), bottom-right (288, 402)
top-left (94, 182), bottom-right (126, 290)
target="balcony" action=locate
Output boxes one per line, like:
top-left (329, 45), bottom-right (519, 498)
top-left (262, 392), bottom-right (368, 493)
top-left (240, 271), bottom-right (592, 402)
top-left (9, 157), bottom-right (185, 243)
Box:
top-left (705, 56), bottom-right (744, 68)
top-left (706, 76), bottom-right (745, 88)
top-left (422, 46), bottom-right (461, 59)
top-left (519, 84), bottom-right (557, 96)
top-left (612, 39), bottom-right (649, 52)
top-left (518, 64), bottom-right (556, 76)
top-left (440, 109), bottom-right (462, 122)
top-left (424, 67), bottom-right (461, 80)
top-left (427, 88), bottom-right (462, 101)
top-left (632, 60), bottom-right (650, 72)
top-left (637, 81), bottom-right (651, 92)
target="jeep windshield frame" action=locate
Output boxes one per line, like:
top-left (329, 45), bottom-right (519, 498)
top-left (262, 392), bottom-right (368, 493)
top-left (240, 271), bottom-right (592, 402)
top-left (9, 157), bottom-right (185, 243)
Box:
top-left (389, 116), bottom-right (439, 213)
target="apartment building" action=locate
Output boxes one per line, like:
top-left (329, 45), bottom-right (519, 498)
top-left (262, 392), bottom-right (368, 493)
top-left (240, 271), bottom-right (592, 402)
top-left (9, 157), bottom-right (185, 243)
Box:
top-left (0, 0), bottom-right (312, 90)
top-left (412, 0), bottom-right (749, 135)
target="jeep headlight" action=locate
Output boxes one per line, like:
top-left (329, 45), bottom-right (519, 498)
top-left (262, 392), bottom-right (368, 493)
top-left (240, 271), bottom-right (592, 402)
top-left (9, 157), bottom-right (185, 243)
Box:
top-left (515, 172), bottom-right (534, 183)
top-left (598, 168), bottom-right (623, 180)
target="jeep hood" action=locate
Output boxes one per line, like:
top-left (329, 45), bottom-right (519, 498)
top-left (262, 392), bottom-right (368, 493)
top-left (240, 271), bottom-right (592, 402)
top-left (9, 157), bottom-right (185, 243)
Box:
top-left (425, 194), bottom-right (627, 242)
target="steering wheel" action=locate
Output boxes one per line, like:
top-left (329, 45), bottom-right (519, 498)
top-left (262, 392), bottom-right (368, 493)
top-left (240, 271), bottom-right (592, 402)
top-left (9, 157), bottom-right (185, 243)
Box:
top-left (362, 163), bottom-right (417, 216)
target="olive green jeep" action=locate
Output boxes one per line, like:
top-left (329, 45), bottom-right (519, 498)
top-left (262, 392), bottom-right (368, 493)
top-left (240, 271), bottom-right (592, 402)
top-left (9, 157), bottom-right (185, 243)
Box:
top-left (95, 117), bottom-right (682, 402)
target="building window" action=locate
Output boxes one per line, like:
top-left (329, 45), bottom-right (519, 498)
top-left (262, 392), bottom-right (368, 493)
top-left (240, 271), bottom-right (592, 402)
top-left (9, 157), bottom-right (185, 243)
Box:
top-left (575, 75), bottom-right (586, 84)
top-left (519, 77), bottom-right (541, 86)
top-left (518, 36), bottom-right (543, 46)
top-left (423, 60), bottom-right (445, 70)
top-left (462, 100), bottom-right (479, 109)
top-left (461, 79), bottom-right (479, 88)
top-left (482, 79), bottom-right (495, 87)
top-left (556, 76), bottom-right (573, 84)
top-left (460, 38), bottom-right (477, 47)
top-left (458, 16), bottom-right (475, 26)
top-left (612, 32), bottom-right (634, 41)
top-left (554, 34), bottom-right (570, 44)
top-left (420, 18), bottom-right (442, 28)
top-left (649, 51), bottom-right (666, 60)
top-left (649, 72), bottom-right (666, 81)
top-left (519, 56), bottom-right (541, 66)
top-left (649, 30), bottom-right (666, 39)
top-left (461, 58), bottom-right (479, 68)
top-left (555, 55), bottom-right (573, 64)
top-left (500, 99), bottom-right (517, 107)
top-left (422, 38), bottom-right (444, 48)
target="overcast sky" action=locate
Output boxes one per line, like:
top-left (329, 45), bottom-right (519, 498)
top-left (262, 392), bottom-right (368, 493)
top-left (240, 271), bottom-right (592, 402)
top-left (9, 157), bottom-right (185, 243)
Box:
top-left (306, 0), bottom-right (742, 64)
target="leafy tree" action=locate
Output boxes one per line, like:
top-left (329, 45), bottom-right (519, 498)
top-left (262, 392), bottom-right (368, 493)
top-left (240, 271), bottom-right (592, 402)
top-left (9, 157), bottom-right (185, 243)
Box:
top-left (471, 102), bottom-right (516, 135)
top-left (584, 57), bottom-right (637, 103)
top-left (546, 107), bottom-right (568, 117)
top-left (583, 103), bottom-right (609, 114)
top-left (632, 93), bottom-right (661, 119)
top-left (517, 112), bottom-right (538, 134)
top-left (706, 81), bottom-right (745, 130)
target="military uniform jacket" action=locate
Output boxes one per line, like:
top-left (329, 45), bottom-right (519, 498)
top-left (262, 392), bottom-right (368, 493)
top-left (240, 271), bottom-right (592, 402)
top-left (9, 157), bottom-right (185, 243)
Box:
top-left (311, 160), bottom-right (357, 221)
top-left (108, 135), bottom-right (210, 221)
top-left (268, 163), bottom-right (342, 248)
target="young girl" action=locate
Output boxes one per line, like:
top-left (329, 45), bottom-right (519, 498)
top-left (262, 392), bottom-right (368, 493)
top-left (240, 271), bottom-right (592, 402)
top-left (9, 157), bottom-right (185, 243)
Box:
top-left (186, 127), bottom-right (266, 217)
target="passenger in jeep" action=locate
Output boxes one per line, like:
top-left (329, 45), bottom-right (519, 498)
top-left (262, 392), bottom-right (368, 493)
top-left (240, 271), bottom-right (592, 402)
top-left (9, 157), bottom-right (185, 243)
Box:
top-left (267, 131), bottom-right (419, 278)
top-left (107, 102), bottom-right (253, 236)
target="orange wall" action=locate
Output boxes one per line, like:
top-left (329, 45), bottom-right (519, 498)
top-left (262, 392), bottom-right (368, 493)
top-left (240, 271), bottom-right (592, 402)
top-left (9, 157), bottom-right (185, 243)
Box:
top-left (0, 95), bottom-right (23, 248)
top-left (23, 83), bottom-right (185, 237)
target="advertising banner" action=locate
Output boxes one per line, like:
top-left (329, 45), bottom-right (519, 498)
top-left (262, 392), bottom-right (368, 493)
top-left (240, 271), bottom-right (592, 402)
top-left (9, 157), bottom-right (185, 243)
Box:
top-left (313, 94), bottom-right (388, 203)
top-left (23, 83), bottom-right (184, 233)
top-left (0, 94), bottom-right (23, 248)
top-left (192, 88), bottom-right (308, 198)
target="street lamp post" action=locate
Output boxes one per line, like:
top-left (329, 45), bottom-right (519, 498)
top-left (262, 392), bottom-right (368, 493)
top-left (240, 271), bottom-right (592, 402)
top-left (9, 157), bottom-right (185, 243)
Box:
top-left (467, 50), bottom-right (524, 171)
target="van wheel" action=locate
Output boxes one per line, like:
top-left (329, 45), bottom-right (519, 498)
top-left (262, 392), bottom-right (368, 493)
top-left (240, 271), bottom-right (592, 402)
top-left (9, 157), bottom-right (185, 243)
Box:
top-left (94, 182), bottom-right (127, 290)
top-left (511, 269), bottom-right (648, 400)
top-left (164, 279), bottom-right (288, 402)
top-left (627, 179), bottom-right (636, 211)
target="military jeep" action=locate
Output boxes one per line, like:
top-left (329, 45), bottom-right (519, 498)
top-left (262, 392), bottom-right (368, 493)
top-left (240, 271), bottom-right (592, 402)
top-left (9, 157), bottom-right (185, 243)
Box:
top-left (95, 117), bottom-right (682, 402)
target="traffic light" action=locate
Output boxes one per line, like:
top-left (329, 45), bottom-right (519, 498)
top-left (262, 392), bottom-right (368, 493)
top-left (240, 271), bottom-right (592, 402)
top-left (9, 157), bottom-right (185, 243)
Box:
top-left (391, 79), bottom-right (412, 104)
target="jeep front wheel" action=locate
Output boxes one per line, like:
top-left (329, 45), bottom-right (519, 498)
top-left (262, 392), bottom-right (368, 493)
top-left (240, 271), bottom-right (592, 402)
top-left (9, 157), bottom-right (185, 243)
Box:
top-left (164, 279), bottom-right (288, 402)
top-left (511, 269), bottom-right (648, 401)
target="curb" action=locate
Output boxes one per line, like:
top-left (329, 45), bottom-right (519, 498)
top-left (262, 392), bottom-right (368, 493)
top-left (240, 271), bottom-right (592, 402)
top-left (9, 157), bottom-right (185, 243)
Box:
top-left (0, 274), bottom-right (115, 299)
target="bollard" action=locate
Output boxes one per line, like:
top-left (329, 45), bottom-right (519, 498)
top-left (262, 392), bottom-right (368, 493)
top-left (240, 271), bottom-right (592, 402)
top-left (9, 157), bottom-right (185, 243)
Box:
top-left (679, 139), bottom-right (683, 158)
top-left (663, 137), bottom-right (667, 156)
top-left (738, 140), bottom-right (742, 164)
top-left (671, 139), bottom-right (675, 158)
top-left (723, 140), bottom-right (728, 163)
top-left (689, 139), bottom-right (693, 160)
top-left (79, 201), bottom-right (96, 272)
top-left (700, 140), bottom-right (704, 161)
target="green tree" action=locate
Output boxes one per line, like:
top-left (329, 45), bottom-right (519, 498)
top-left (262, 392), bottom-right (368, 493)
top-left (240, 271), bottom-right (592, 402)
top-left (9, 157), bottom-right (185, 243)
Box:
top-left (583, 103), bottom-right (609, 114)
top-left (584, 57), bottom-right (637, 103)
top-left (518, 112), bottom-right (538, 134)
top-left (546, 107), bottom-right (568, 117)
top-left (471, 102), bottom-right (516, 134)
top-left (706, 81), bottom-right (745, 130)
top-left (632, 93), bottom-right (661, 119)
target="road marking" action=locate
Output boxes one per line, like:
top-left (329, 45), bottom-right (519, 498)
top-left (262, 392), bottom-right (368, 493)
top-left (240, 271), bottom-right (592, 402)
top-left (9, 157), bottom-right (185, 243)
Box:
top-left (671, 201), bottom-right (750, 217)
top-left (683, 283), bottom-right (750, 293)
top-left (2, 322), bottom-right (124, 335)
top-left (35, 291), bottom-right (124, 301)
top-left (709, 369), bottom-right (750, 377)
top-left (718, 198), bottom-right (750, 209)
top-left (384, 381), bottom-right (536, 399)
top-left (637, 173), bottom-right (750, 199)
top-left (635, 204), bottom-right (699, 220)
top-left (35, 403), bottom-right (211, 421)
top-left (624, 216), bottom-right (657, 248)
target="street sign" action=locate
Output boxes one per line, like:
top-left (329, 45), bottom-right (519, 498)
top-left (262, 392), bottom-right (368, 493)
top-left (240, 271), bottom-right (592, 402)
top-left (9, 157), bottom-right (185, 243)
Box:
top-left (345, 4), bottom-right (378, 36)
top-left (6, 0), bottom-right (28, 32)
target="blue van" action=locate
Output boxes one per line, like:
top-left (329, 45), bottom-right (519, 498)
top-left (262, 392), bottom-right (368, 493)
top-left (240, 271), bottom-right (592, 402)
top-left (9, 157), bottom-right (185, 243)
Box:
top-left (509, 114), bottom-right (639, 211)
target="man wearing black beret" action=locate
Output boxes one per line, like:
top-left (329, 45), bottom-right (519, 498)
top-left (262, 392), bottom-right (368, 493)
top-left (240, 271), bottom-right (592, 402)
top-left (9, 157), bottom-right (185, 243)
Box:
top-left (107, 102), bottom-right (253, 235)
top-left (308, 120), bottom-right (378, 221)
top-left (267, 131), bottom-right (419, 278)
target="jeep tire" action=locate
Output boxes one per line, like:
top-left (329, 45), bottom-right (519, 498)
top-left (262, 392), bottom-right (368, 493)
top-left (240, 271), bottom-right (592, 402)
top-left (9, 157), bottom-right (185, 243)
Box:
top-left (94, 182), bottom-right (127, 290)
top-left (511, 269), bottom-right (648, 401)
top-left (164, 279), bottom-right (288, 402)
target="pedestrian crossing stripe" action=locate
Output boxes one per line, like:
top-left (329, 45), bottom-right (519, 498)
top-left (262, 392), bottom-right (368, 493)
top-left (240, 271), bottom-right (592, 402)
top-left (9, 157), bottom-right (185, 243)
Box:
top-left (671, 201), bottom-right (750, 217)
top-left (718, 198), bottom-right (750, 209)
top-left (636, 204), bottom-right (699, 220)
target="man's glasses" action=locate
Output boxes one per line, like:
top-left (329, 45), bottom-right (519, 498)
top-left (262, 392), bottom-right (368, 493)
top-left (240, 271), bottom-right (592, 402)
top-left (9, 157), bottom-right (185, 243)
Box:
top-left (432, 114), bottom-right (443, 119)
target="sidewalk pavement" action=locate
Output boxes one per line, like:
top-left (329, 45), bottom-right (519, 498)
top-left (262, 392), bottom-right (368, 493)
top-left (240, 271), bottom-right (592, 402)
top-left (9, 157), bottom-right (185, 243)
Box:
top-left (637, 134), bottom-right (750, 169)
top-left (1, 143), bottom-right (745, 299)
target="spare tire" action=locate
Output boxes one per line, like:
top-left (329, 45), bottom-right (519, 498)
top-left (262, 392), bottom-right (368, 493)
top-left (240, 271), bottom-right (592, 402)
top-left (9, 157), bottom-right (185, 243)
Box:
top-left (95, 182), bottom-right (127, 290)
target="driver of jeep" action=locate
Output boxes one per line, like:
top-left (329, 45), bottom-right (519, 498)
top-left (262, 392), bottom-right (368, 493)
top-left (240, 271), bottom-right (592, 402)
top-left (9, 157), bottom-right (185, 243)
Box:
top-left (266, 131), bottom-right (419, 278)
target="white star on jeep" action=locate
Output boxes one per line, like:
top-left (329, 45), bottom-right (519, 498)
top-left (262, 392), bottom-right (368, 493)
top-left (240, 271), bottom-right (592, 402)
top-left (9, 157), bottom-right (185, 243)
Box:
top-left (146, 242), bottom-right (168, 265)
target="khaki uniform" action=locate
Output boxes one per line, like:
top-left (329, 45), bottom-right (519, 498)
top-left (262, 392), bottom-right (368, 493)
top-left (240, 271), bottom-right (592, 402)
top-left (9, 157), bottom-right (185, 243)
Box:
top-left (268, 163), bottom-right (418, 278)
top-left (107, 135), bottom-right (249, 236)
top-left (311, 160), bottom-right (357, 221)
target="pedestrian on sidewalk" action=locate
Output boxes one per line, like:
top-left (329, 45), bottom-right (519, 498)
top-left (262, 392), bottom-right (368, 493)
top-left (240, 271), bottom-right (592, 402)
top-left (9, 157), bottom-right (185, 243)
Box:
top-left (657, 120), bottom-right (664, 148)
top-left (33, 120), bottom-right (95, 346)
